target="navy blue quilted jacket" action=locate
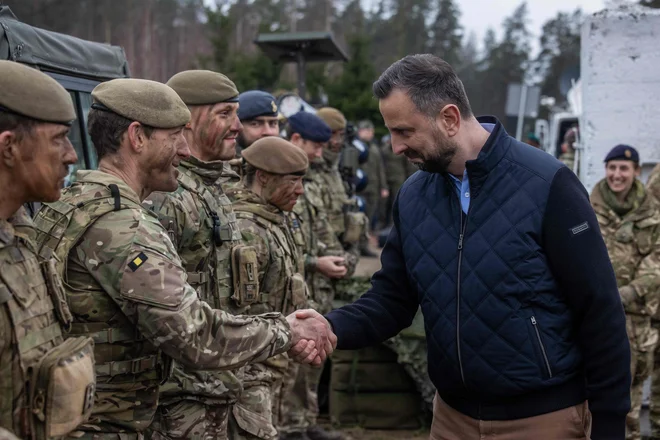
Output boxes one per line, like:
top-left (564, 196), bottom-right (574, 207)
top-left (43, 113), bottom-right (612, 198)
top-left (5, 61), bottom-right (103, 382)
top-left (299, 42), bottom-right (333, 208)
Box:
top-left (326, 117), bottom-right (630, 439)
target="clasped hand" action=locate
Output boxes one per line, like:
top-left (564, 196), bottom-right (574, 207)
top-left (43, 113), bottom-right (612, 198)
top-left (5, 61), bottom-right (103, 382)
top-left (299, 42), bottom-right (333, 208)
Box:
top-left (286, 309), bottom-right (337, 367)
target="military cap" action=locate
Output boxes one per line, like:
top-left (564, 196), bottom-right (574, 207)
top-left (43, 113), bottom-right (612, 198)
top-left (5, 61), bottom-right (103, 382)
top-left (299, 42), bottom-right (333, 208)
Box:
top-left (317, 107), bottom-right (346, 131)
top-left (167, 70), bottom-right (239, 105)
top-left (358, 120), bottom-right (374, 130)
top-left (0, 60), bottom-right (75, 125)
top-left (288, 112), bottom-right (332, 143)
top-left (604, 144), bottom-right (640, 164)
top-left (91, 78), bottom-right (190, 129)
top-left (238, 90), bottom-right (278, 121)
top-left (242, 137), bottom-right (308, 175)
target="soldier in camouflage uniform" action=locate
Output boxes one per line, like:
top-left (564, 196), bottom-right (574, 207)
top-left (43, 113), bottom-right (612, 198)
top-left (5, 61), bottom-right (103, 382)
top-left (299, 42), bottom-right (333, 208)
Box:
top-left (590, 145), bottom-right (660, 440)
top-left (559, 126), bottom-right (578, 172)
top-left (224, 137), bottom-right (310, 440)
top-left (0, 61), bottom-right (96, 440)
top-left (379, 135), bottom-right (416, 227)
top-left (315, 107), bottom-right (364, 264)
top-left (280, 112), bottom-right (352, 440)
top-left (32, 78), bottom-right (332, 439)
top-left (356, 120), bottom-right (387, 256)
top-left (140, 70), bottom-right (250, 440)
top-left (647, 162), bottom-right (660, 439)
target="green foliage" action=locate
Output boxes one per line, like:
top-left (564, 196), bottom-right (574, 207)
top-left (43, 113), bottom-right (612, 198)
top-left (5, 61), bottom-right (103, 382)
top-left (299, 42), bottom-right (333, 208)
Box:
top-left (326, 35), bottom-right (384, 134)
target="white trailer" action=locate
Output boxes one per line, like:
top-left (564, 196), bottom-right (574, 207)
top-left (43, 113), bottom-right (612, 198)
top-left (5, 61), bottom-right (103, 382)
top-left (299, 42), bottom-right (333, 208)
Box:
top-left (538, 5), bottom-right (660, 192)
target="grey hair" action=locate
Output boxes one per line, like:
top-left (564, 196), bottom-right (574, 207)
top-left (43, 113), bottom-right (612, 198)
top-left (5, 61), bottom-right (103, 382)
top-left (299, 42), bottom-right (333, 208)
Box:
top-left (373, 54), bottom-right (472, 119)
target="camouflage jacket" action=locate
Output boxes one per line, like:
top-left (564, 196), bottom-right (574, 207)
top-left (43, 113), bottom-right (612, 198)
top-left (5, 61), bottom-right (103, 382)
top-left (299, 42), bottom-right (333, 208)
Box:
top-left (0, 209), bottom-right (65, 438)
top-left (143, 157), bottom-right (245, 407)
top-left (218, 160), bottom-right (242, 187)
top-left (310, 158), bottom-right (348, 235)
top-left (33, 170), bottom-right (292, 433)
top-left (228, 186), bottom-right (308, 316)
top-left (559, 151), bottom-right (575, 173)
top-left (648, 163), bottom-right (660, 204)
top-left (227, 186), bottom-right (308, 389)
top-left (591, 180), bottom-right (660, 349)
top-left (293, 177), bottom-right (356, 313)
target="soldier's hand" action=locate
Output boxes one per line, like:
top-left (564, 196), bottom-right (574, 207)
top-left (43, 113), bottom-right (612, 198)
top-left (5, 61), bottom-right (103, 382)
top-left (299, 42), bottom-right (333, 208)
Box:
top-left (288, 339), bottom-right (319, 365)
top-left (286, 309), bottom-right (337, 366)
top-left (317, 256), bottom-right (348, 279)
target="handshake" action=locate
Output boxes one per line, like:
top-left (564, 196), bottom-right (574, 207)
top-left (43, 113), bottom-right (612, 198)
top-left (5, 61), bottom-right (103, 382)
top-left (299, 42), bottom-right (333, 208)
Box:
top-left (285, 309), bottom-right (338, 366)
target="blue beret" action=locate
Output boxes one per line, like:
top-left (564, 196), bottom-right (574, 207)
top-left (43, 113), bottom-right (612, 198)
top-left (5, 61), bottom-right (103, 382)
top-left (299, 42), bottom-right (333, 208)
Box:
top-left (238, 90), bottom-right (278, 121)
top-left (288, 111), bottom-right (332, 143)
top-left (604, 144), bottom-right (639, 163)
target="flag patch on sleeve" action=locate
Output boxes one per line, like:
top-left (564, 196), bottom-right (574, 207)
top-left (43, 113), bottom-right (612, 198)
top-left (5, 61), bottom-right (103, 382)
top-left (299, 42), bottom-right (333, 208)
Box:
top-left (128, 252), bottom-right (148, 272)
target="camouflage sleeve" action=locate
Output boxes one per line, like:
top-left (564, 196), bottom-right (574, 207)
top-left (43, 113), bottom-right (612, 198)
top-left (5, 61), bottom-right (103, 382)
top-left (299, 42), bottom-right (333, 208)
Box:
top-left (142, 190), bottom-right (197, 252)
top-left (342, 243), bottom-right (359, 278)
top-left (74, 209), bottom-right (292, 370)
top-left (627, 228), bottom-right (660, 317)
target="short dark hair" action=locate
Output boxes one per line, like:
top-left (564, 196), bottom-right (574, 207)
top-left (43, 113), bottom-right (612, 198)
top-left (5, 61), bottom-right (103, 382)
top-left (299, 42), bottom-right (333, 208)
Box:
top-left (373, 54), bottom-right (472, 119)
top-left (87, 109), bottom-right (154, 159)
top-left (0, 112), bottom-right (38, 142)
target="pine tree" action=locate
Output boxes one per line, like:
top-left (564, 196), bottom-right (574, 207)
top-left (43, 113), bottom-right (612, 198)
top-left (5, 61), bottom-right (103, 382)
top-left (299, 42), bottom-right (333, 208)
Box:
top-left (327, 35), bottom-right (382, 130)
top-left (427, 0), bottom-right (462, 67)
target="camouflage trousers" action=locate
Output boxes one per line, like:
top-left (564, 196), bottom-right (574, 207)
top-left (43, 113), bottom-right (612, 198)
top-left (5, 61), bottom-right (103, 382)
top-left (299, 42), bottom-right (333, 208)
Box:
top-left (626, 316), bottom-right (658, 440)
top-left (228, 362), bottom-right (285, 440)
top-left (149, 401), bottom-right (230, 440)
top-left (276, 362), bottom-right (323, 434)
top-left (651, 320), bottom-right (660, 439)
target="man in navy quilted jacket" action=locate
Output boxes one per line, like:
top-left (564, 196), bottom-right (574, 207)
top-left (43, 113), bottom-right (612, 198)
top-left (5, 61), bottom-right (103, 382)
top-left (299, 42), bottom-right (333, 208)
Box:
top-left (295, 54), bottom-right (631, 439)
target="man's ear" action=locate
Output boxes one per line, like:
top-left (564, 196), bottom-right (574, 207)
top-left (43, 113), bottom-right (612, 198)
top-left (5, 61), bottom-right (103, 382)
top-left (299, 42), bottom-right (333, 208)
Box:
top-left (256, 169), bottom-right (270, 187)
top-left (436, 104), bottom-right (461, 137)
top-left (126, 122), bottom-right (147, 154)
top-left (0, 131), bottom-right (20, 168)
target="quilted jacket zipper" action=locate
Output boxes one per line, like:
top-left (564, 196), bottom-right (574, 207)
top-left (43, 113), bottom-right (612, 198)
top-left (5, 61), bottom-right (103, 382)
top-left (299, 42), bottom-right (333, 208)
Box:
top-left (531, 316), bottom-right (553, 378)
top-left (456, 195), bottom-right (468, 386)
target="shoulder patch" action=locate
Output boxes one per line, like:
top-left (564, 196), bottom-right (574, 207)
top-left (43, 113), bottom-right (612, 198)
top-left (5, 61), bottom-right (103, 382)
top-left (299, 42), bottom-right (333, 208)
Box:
top-left (128, 252), bottom-right (149, 272)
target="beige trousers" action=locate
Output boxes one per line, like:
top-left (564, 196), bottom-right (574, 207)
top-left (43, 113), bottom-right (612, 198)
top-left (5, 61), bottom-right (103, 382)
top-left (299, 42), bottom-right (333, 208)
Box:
top-left (430, 394), bottom-right (592, 440)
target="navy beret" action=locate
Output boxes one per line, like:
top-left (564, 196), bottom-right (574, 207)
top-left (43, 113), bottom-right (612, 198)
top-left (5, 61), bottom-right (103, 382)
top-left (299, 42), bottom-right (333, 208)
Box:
top-left (604, 144), bottom-right (639, 163)
top-left (288, 111), bottom-right (332, 143)
top-left (238, 90), bottom-right (278, 121)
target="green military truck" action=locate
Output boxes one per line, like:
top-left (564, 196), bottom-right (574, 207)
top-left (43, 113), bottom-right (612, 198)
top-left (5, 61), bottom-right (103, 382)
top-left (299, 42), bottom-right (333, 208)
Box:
top-left (0, 5), bottom-right (129, 214)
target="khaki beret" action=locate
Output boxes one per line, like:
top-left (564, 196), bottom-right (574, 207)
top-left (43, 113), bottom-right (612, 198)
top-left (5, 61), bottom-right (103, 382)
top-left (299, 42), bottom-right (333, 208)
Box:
top-left (91, 78), bottom-right (190, 129)
top-left (167, 70), bottom-right (239, 105)
top-left (0, 60), bottom-right (75, 124)
top-left (242, 137), bottom-right (308, 175)
top-left (317, 107), bottom-right (346, 131)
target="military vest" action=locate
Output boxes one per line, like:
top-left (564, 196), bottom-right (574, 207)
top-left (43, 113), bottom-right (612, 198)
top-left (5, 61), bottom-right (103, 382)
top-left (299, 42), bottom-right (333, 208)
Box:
top-left (172, 166), bottom-right (244, 308)
top-left (33, 179), bottom-right (168, 432)
top-left (0, 209), bottom-right (95, 440)
top-left (145, 163), bottom-right (249, 406)
top-left (230, 190), bottom-right (307, 316)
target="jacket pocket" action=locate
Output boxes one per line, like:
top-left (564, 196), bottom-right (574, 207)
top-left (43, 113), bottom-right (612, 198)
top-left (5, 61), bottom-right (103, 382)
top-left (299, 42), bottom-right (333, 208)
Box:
top-left (530, 316), bottom-right (553, 378)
